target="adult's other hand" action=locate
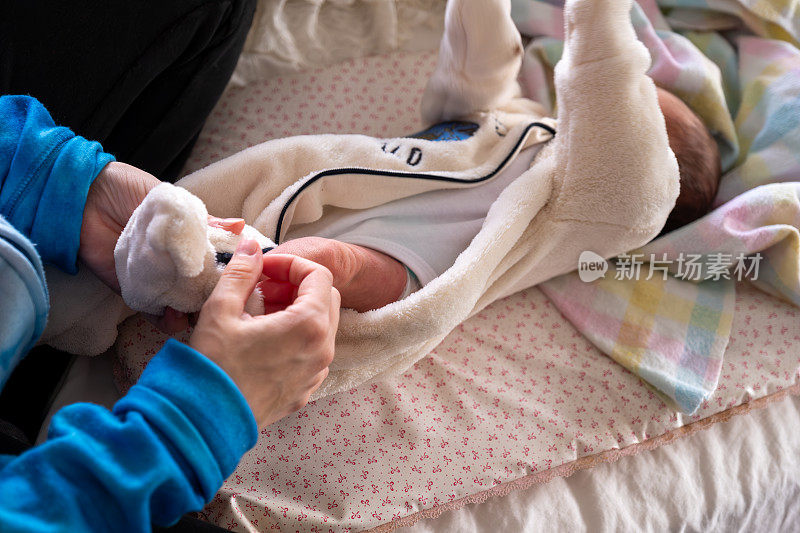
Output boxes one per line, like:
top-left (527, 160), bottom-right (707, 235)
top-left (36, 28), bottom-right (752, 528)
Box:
top-left (80, 162), bottom-right (253, 334)
top-left (79, 161), bottom-right (160, 291)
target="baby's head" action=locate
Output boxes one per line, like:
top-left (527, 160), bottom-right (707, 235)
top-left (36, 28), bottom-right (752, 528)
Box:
top-left (656, 87), bottom-right (721, 233)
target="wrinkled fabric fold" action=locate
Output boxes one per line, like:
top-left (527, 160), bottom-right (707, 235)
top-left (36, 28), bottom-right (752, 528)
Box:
top-left (516, 0), bottom-right (800, 412)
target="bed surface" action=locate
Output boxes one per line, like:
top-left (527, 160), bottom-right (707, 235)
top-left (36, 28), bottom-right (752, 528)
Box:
top-left (103, 48), bottom-right (800, 532)
top-left (399, 392), bottom-right (800, 532)
top-left (43, 34), bottom-right (800, 533)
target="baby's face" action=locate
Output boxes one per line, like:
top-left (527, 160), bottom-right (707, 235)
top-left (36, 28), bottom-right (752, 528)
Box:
top-left (655, 87), bottom-right (721, 233)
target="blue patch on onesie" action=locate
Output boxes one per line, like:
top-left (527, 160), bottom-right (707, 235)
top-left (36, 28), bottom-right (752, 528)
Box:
top-left (407, 121), bottom-right (479, 141)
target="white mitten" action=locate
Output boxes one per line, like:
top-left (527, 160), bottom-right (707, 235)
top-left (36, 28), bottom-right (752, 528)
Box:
top-left (114, 183), bottom-right (275, 316)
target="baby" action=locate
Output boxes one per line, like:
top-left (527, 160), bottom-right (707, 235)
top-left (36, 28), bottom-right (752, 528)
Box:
top-left (109, 0), bottom-right (696, 398)
top-left (208, 87), bottom-right (720, 313)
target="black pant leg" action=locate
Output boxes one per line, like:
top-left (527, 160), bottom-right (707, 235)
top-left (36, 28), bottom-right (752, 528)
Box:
top-left (0, 347), bottom-right (75, 455)
top-left (0, 0), bottom-right (256, 450)
top-left (0, 0), bottom-right (256, 181)
top-left (153, 515), bottom-right (230, 533)
top-left (0, 3), bottom-right (258, 524)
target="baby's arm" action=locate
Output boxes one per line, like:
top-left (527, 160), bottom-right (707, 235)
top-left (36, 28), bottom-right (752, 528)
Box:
top-left (549, 0), bottom-right (679, 244)
top-left (267, 237), bottom-right (408, 312)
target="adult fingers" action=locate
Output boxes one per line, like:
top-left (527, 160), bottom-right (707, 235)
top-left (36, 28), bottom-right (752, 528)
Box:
top-left (261, 253), bottom-right (313, 283)
top-left (258, 278), bottom-right (299, 306)
top-left (330, 287), bottom-right (341, 316)
top-left (262, 254), bottom-right (333, 314)
top-left (322, 287), bottom-right (341, 365)
top-left (205, 239), bottom-right (263, 316)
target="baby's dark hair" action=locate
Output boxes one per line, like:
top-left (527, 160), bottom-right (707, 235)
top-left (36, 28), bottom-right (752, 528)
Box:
top-left (656, 88), bottom-right (721, 234)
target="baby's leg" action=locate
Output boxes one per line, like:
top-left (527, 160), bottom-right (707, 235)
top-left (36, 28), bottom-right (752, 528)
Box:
top-left (266, 237), bottom-right (408, 312)
top-left (421, 0), bottom-right (523, 124)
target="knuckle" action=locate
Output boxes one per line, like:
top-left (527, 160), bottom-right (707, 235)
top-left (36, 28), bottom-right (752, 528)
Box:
top-left (321, 347), bottom-right (335, 368)
top-left (311, 346), bottom-right (334, 372)
top-left (203, 291), bottom-right (233, 315)
top-left (299, 249), bottom-right (335, 283)
top-left (319, 263), bottom-right (334, 285)
top-left (308, 315), bottom-right (331, 342)
top-left (290, 397), bottom-right (308, 413)
top-left (223, 259), bottom-right (254, 280)
top-left (293, 309), bottom-right (329, 342)
top-left (200, 296), bottom-right (221, 315)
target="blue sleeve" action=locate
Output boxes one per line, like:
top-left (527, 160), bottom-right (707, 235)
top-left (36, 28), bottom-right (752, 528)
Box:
top-left (0, 216), bottom-right (49, 390)
top-left (0, 339), bottom-right (258, 532)
top-left (0, 95), bottom-right (115, 273)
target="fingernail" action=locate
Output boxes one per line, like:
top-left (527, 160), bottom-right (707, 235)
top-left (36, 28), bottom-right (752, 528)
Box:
top-left (209, 217), bottom-right (246, 233)
top-left (219, 218), bottom-right (245, 228)
top-left (236, 238), bottom-right (260, 256)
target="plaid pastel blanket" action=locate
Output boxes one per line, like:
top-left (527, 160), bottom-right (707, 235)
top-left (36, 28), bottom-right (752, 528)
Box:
top-left (512, 0), bottom-right (800, 413)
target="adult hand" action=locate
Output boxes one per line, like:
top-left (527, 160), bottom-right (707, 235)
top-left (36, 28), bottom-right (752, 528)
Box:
top-left (79, 162), bottom-right (160, 291)
top-left (80, 162), bottom-right (189, 333)
top-left (189, 239), bottom-right (340, 427)
top-left (79, 162), bottom-right (248, 333)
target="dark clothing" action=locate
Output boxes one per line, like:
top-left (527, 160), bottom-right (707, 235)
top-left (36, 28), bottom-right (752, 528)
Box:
top-left (0, 0), bottom-right (256, 181)
top-left (0, 0), bottom-right (256, 448)
top-left (0, 3), bottom-right (256, 530)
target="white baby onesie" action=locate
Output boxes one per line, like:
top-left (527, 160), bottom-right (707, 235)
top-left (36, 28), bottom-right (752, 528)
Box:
top-left (284, 144), bottom-right (542, 292)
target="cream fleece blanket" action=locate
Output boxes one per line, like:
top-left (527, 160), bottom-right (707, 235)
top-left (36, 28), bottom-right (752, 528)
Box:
top-left (231, 0), bottom-right (446, 84)
top-left (41, 0), bottom-right (678, 400)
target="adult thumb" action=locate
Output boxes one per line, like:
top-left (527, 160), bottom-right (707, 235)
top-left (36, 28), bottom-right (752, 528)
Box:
top-left (206, 239), bottom-right (262, 315)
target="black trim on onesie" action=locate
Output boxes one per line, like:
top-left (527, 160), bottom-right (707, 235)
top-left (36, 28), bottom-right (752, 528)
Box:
top-left (272, 122), bottom-right (556, 244)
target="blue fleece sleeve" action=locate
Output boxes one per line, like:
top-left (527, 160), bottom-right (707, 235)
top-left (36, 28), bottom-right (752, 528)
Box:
top-left (0, 95), bottom-right (115, 273)
top-left (0, 339), bottom-right (258, 531)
